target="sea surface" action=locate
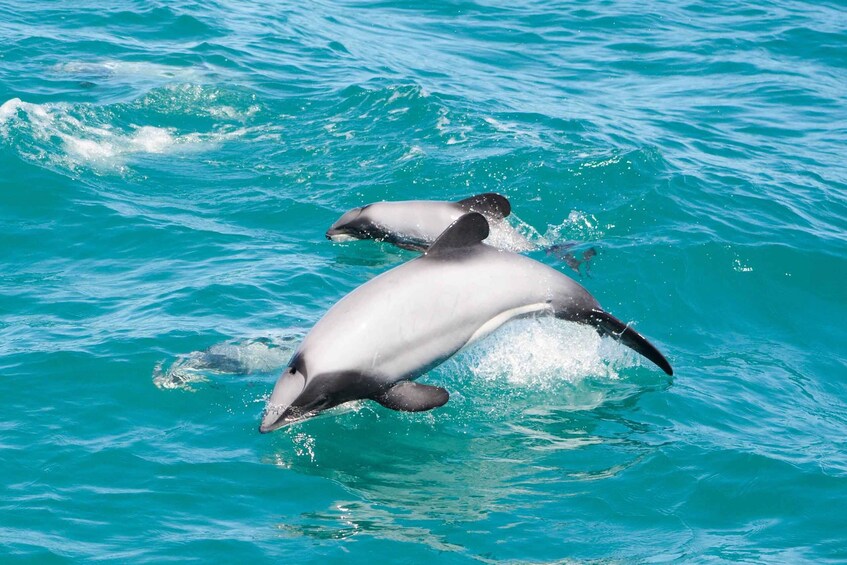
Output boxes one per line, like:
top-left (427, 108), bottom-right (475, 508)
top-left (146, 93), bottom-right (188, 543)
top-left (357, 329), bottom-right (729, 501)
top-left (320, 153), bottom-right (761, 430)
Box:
top-left (2, 0), bottom-right (846, 562)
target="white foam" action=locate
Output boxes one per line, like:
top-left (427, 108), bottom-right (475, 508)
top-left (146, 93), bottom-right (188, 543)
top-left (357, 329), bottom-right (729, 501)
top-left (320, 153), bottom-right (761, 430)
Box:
top-left (1, 98), bottom-right (56, 133)
top-left (579, 154), bottom-right (623, 169)
top-left (456, 317), bottom-right (639, 388)
top-left (1, 96), bottom-right (268, 174)
top-left (0, 97), bottom-right (23, 122)
top-left (58, 124), bottom-right (190, 170)
top-left (63, 135), bottom-right (118, 161)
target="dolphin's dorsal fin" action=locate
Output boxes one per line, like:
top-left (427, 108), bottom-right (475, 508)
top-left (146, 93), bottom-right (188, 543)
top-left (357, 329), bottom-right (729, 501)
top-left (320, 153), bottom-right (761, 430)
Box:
top-left (425, 212), bottom-right (489, 257)
top-left (457, 193), bottom-right (511, 218)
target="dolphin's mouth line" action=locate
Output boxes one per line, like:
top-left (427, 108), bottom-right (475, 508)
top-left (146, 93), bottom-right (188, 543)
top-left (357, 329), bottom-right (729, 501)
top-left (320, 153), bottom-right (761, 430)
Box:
top-left (326, 225), bottom-right (364, 241)
top-left (326, 232), bottom-right (360, 242)
top-left (259, 394), bottom-right (334, 433)
top-left (259, 406), bottom-right (321, 433)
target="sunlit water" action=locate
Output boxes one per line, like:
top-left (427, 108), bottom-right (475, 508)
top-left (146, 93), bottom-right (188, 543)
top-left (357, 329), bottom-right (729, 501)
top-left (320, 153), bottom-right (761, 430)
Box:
top-left (2, 1), bottom-right (846, 562)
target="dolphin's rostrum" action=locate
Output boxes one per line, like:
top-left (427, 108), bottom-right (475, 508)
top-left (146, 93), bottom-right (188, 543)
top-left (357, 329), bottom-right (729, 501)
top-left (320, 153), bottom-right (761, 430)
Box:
top-left (261, 212), bottom-right (672, 433)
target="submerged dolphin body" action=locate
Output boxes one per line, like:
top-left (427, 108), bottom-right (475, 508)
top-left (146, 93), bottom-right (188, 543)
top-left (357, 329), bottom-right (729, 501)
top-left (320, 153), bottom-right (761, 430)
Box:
top-left (260, 213), bottom-right (672, 433)
top-left (325, 192), bottom-right (532, 252)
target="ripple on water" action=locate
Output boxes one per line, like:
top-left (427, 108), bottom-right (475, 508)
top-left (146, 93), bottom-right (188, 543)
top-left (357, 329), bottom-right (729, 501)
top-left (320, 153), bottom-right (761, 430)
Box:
top-left (3, 0), bottom-right (847, 561)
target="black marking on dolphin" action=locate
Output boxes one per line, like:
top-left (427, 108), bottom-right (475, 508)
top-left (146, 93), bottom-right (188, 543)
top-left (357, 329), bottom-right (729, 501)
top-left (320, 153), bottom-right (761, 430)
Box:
top-left (261, 212), bottom-right (672, 433)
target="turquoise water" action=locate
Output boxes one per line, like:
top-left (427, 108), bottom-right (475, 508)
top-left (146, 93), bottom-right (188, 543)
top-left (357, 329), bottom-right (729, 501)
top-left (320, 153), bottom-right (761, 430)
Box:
top-left (2, 0), bottom-right (846, 561)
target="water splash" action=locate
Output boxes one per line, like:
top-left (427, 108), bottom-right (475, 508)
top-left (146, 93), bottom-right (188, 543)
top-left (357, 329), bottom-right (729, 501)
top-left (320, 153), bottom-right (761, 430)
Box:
top-left (457, 317), bottom-right (638, 387)
top-left (544, 210), bottom-right (607, 242)
top-left (153, 334), bottom-right (300, 390)
top-left (482, 212), bottom-right (543, 253)
top-left (0, 87), bottom-right (272, 175)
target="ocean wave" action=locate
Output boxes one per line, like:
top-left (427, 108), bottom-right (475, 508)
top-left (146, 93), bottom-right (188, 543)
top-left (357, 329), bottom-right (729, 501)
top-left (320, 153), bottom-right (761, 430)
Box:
top-left (0, 85), bottom-right (276, 175)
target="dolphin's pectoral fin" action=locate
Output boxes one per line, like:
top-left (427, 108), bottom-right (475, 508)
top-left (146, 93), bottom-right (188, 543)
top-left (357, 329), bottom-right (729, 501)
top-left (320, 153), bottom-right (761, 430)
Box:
top-left (373, 381), bottom-right (450, 412)
top-left (457, 193), bottom-right (511, 218)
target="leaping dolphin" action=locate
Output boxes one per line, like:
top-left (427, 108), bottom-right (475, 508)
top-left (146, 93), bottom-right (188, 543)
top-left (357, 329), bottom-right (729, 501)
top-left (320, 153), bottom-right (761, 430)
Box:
top-left (261, 213), bottom-right (672, 433)
top-left (326, 192), bottom-right (532, 252)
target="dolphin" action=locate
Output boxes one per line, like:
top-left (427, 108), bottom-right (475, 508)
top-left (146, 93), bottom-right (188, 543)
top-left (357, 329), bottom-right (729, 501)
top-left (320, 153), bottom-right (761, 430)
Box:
top-left (325, 192), bottom-right (533, 252)
top-left (260, 213), bottom-right (672, 433)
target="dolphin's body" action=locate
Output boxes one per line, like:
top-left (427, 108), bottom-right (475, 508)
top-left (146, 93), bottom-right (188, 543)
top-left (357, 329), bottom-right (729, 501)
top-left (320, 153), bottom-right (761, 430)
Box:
top-left (326, 192), bottom-right (532, 252)
top-left (260, 213), bottom-right (672, 433)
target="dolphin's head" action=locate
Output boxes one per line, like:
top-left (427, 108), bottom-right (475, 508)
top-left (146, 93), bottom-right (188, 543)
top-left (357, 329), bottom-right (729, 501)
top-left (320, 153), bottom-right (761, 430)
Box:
top-left (325, 205), bottom-right (387, 242)
top-left (259, 356), bottom-right (375, 433)
top-left (259, 366), bottom-right (310, 433)
top-left (259, 368), bottom-right (333, 433)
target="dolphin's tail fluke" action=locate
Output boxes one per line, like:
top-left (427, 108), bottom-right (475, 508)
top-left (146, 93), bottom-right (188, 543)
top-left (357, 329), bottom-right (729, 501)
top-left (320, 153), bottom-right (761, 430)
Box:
top-left (580, 309), bottom-right (673, 376)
